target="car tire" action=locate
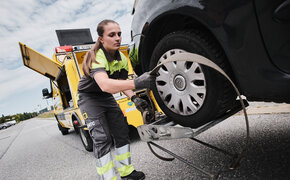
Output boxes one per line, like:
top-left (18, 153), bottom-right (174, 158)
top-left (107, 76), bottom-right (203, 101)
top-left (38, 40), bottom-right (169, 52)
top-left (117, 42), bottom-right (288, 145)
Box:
top-left (79, 127), bottom-right (93, 152)
top-left (57, 123), bottom-right (69, 135)
top-left (150, 30), bottom-right (236, 128)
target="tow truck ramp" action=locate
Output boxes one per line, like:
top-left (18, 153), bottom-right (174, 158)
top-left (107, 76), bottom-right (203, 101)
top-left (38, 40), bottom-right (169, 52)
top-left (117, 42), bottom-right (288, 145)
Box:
top-left (137, 100), bottom-right (249, 179)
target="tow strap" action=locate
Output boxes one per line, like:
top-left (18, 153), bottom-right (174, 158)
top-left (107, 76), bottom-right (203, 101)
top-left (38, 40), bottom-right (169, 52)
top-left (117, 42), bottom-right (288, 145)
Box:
top-left (143, 52), bottom-right (250, 179)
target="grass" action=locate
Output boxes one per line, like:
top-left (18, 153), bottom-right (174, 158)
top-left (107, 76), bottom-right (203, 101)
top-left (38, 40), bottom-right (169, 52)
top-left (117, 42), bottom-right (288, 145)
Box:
top-left (37, 111), bottom-right (55, 119)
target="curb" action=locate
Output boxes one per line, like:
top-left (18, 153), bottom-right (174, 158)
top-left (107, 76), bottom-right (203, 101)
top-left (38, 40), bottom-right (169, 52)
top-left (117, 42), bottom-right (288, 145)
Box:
top-left (236, 102), bottom-right (290, 115)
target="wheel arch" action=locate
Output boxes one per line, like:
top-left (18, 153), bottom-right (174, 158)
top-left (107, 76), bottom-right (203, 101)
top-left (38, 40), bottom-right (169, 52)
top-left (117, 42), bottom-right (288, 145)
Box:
top-left (72, 112), bottom-right (84, 124)
top-left (54, 113), bottom-right (65, 127)
top-left (140, 12), bottom-right (238, 86)
top-left (71, 112), bottom-right (79, 121)
top-left (71, 112), bottom-right (81, 134)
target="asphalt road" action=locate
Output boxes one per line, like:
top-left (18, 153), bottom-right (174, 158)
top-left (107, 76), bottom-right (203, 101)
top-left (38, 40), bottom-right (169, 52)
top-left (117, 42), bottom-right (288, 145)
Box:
top-left (0, 113), bottom-right (290, 180)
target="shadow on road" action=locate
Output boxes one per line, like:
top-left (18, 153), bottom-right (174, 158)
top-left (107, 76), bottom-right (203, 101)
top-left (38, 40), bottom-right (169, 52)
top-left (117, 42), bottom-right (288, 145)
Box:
top-left (129, 125), bottom-right (140, 143)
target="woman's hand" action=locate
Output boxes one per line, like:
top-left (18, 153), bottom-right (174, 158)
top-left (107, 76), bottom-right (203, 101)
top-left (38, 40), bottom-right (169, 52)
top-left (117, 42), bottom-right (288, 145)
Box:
top-left (134, 72), bottom-right (156, 89)
top-left (131, 95), bottom-right (149, 112)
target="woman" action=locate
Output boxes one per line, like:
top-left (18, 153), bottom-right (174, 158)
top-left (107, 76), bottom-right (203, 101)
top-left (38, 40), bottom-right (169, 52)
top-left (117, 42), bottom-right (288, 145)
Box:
top-left (78, 19), bottom-right (154, 180)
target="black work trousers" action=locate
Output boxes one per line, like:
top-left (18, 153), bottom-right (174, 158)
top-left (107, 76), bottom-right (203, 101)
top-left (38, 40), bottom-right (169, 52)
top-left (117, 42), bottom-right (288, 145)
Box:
top-left (78, 93), bottom-right (130, 158)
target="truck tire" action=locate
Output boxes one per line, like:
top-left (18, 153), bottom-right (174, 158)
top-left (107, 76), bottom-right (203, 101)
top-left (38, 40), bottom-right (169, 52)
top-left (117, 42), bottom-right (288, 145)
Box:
top-left (150, 30), bottom-right (236, 128)
top-left (57, 123), bottom-right (69, 135)
top-left (79, 127), bottom-right (93, 152)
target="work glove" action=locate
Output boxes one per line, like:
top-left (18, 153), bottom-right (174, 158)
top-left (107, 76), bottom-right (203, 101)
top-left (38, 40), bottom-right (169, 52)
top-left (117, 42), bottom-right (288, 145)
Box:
top-left (134, 72), bottom-right (156, 89)
top-left (131, 95), bottom-right (149, 113)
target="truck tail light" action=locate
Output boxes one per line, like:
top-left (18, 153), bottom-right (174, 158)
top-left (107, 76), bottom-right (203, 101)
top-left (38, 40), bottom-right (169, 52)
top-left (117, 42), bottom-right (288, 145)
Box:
top-left (73, 120), bottom-right (79, 126)
top-left (55, 46), bottom-right (73, 53)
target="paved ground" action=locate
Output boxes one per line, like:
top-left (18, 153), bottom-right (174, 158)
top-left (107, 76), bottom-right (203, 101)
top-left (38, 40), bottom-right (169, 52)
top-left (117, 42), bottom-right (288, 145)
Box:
top-left (0, 102), bottom-right (289, 179)
top-left (130, 112), bottom-right (290, 179)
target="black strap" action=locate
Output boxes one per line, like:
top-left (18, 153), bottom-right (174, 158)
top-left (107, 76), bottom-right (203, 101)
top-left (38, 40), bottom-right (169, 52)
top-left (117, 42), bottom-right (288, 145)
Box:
top-left (147, 142), bottom-right (174, 161)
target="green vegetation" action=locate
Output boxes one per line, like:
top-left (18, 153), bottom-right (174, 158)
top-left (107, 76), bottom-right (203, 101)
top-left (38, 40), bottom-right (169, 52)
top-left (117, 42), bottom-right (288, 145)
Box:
top-left (37, 111), bottom-right (55, 118)
top-left (0, 111), bottom-right (56, 124)
top-left (1, 112), bottom-right (38, 124)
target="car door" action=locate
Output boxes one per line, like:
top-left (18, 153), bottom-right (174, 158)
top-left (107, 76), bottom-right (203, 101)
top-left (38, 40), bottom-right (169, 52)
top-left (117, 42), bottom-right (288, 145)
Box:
top-left (254, 0), bottom-right (290, 73)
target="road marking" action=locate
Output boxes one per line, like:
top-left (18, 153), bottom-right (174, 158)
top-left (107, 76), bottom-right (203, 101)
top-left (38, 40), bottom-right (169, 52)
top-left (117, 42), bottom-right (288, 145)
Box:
top-left (0, 136), bottom-right (10, 141)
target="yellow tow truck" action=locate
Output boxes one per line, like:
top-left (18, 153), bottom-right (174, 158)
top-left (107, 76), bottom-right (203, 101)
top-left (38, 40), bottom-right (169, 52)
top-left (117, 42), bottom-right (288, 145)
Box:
top-left (19, 28), bottom-right (160, 151)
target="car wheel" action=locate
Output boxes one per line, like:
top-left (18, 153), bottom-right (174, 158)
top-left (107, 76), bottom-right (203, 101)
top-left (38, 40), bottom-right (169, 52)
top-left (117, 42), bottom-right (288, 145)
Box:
top-left (79, 127), bottom-right (93, 152)
top-left (57, 123), bottom-right (69, 135)
top-left (150, 30), bottom-right (236, 128)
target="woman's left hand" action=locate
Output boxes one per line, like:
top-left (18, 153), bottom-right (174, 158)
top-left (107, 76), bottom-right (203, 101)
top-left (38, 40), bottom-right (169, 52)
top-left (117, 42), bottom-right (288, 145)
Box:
top-left (131, 95), bottom-right (149, 112)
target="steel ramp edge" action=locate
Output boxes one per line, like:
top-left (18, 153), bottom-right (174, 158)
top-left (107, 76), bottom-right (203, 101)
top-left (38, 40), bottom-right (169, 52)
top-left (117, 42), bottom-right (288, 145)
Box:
top-left (137, 99), bottom-right (248, 142)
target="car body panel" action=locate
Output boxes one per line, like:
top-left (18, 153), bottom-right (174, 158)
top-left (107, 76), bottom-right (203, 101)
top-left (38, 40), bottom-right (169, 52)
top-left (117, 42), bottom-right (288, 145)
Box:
top-left (130, 0), bottom-right (290, 103)
top-left (254, 0), bottom-right (290, 73)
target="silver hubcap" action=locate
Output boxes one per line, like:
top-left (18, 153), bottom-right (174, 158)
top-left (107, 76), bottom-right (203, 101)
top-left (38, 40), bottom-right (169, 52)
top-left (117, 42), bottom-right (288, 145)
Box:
top-left (156, 49), bottom-right (206, 115)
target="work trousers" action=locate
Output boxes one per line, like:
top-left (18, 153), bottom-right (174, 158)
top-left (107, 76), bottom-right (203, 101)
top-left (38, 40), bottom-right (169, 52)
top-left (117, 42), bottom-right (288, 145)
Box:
top-left (78, 93), bottom-right (130, 158)
top-left (78, 93), bottom-right (135, 179)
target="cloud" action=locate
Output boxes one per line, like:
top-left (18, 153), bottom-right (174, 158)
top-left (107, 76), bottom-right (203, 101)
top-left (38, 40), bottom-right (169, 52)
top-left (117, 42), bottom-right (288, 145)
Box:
top-left (0, 0), bottom-right (135, 115)
top-left (0, 0), bottom-right (134, 69)
top-left (0, 67), bottom-right (47, 101)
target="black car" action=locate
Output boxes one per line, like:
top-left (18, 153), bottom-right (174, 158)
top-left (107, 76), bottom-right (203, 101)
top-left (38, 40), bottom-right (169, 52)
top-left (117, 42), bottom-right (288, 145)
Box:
top-left (129, 0), bottom-right (290, 128)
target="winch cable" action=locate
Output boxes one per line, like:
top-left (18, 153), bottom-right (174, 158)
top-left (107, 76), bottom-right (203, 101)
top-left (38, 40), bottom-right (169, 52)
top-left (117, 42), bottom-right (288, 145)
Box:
top-left (145, 53), bottom-right (250, 176)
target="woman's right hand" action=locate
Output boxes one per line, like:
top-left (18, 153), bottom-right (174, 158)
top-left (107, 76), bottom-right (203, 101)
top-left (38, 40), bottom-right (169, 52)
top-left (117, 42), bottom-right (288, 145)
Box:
top-left (134, 72), bottom-right (156, 89)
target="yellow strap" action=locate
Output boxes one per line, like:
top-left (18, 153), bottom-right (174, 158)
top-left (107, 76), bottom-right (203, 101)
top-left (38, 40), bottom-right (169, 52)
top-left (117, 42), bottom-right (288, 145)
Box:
top-left (111, 176), bottom-right (117, 180)
top-left (115, 152), bottom-right (130, 161)
top-left (118, 164), bottom-right (134, 177)
top-left (96, 161), bottom-right (114, 175)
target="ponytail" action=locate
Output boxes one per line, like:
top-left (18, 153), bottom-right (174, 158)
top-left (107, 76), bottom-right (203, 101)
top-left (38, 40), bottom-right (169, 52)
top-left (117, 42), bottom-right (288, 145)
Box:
top-left (82, 40), bottom-right (101, 77)
top-left (82, 19), bottom-right (118, 77)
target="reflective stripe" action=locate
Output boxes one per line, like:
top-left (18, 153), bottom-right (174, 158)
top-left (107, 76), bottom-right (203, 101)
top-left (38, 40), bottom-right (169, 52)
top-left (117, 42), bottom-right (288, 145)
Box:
top-left (96, 152), bottom-right (112, 167)
top-left (115, 152), bottom-right (130, 162)
top-left (115, 159), bottom-right (131, 170)
top-left (96, 152), bottom-right (116, 180)
top-left (115, 144), bottom-right (134, 177)
top-left (115, 152), bottom-right (131, 169)
top-left (116, 144), bottom-right (130, 156)
top-left (96, 161), bottom-right (114, 175)
top-left (115, 145), bottom-right (131, 168)
top-left (118, 164), bottom-right (135, 177)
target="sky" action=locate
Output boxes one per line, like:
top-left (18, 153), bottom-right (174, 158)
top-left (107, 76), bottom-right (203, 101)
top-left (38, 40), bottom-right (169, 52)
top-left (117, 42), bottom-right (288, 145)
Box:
top-left (0, 0), bottom-right (135, 116)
